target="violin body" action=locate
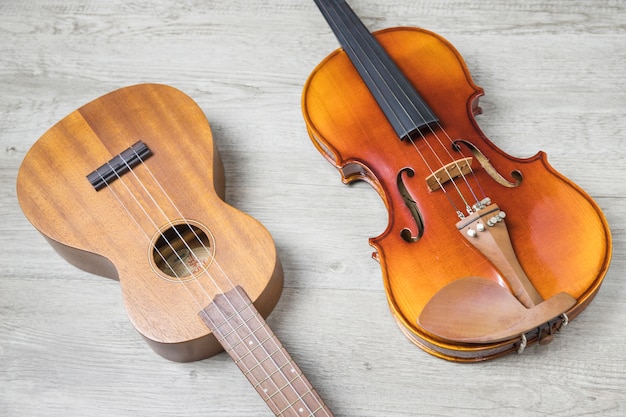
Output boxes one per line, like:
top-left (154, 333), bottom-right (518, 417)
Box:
top-left (16, 84), bottom-right (283, 362)
top-left (303, 26), bottom-right (612, 361)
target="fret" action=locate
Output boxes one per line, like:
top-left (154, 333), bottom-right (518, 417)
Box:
top-left (254, 356), bottom-right (300, 386)
top-left (244, 351), bottom-right (292, 385)
top-left (277, 391), bottom-right (331, 417)
top-left (229, 325), bottom-right (283, 368)
top-left (235, 341), bottom-right (282, 365)
top-left (200, 286), bottom-right (333, 417)
top-left (242, 344), bottom-right (285, 373)
top-left (222, 322), bottom-right (272, 356)
top-left (280, 399), bottom-right (326, 417)
top-left (209, 299), bottom-right (258, 331)
top-left (314, 0), bottom-right (438, 140)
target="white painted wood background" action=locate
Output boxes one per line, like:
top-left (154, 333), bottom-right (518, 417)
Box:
top-left (1, 0), bottom-right (624, 416)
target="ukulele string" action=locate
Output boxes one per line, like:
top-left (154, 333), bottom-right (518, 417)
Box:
top-left (321, 0), bottom-right (487, 216)
top-left (93, 166), bottom-right (306, 417)
top-left (124, 152), bottom-right (321, 416)
top-left (93, 169), bottom-right (205, 309)
top-left (99, 151), bottom-right (320, 417)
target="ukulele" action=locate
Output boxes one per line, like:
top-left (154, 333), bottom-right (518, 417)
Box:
top-left (17, 84), bottom-right (333, 416)
top-left (302, 0), bottom-right (612, 361)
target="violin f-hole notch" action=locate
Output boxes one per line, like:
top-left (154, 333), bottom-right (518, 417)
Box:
top-left (397, 167), bottom-right (424, 242)
top-left (453, 139), bottom-right (523, 188)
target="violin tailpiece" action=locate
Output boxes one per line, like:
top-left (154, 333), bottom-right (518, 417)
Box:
top-left (417, 276), bottom-right (575, 344)
top-left (456, 204), bottom-right (542, 308)
top-left (417, 203), bottom-right (576, 344)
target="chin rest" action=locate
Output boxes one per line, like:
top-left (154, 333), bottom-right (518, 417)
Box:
top-left (418, 277), bottom-right (576, 344)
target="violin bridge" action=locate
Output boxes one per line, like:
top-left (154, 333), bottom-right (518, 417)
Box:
top-left (425, 157), bottom-right (473, 191)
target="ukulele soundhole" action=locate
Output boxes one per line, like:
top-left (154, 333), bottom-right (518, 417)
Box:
top-left (151, 221), bottom-right (216, 282)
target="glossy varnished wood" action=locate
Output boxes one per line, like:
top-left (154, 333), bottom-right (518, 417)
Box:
top-left (1, 0), bottom-right (625, 416)
top-left (302, 26), bottom-right (611, 360)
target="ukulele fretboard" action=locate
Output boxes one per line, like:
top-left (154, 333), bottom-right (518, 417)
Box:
top-left (200, 286), bottom-right (333, 417)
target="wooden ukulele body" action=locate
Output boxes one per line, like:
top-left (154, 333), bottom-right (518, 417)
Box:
top-left (17, 84), bottom-right (283, 362)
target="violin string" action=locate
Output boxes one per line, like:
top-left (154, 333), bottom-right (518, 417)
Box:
top-left (98, 149), bottom-right (320, 416)
top-left (342, 1), bottom-right (482, 212)
top-left (321, 0), bottom-right (485, 215)
top-left (314, 0), bottom-right (414, 154)
top-left (318, 2), bottom-right (448, 174)
top-left (320, 0), bottom-right (468, 207)
top-left (315, 1), bottom-right (446, 207)
top-left (327, 4), bottom-right (465, 214)
top-left (354, 15), bottom-right (486, 212)
top-left (428, 123), bottom-right (488, 202)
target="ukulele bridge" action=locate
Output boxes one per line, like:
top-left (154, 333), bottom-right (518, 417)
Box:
top-left (87, 141), bottom-right (152, 191)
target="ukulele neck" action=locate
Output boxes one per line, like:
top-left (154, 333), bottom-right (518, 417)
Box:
top-left (314, 0), bottom-right (439, 140)
top-left (200, 286), bottom-right (333, 417)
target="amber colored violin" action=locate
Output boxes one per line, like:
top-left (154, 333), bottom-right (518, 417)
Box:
top-left (17, 84), bottom-right (333, 416)
top-left (302, 0), bottom-right (612, 361)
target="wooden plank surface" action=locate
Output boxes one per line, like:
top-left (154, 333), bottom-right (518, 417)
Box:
top-left (1, 0), bottom-right (624, 415)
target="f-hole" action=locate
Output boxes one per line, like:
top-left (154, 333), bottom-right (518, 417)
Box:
top-left (397, 168), bottom-right (424, 242)
top-left (453, 139), bottom-right (523, 188)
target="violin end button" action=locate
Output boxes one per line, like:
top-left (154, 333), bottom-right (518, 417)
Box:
top-left (539, 334), bottom-right (555, 345)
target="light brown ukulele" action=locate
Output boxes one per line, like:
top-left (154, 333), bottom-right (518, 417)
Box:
top-left (16, 84), bottom-right (333, 417)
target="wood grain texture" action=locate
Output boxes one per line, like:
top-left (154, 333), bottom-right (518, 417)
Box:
top-left (1, 0), bottom-right (625, 416)
top-left (302, 24), bottom-right (611, 360)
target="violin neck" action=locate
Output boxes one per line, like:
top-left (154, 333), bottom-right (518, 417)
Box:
top-left (314, 0), bottom-right (439, 140)
top-left (200, 286), bottom-right (333, 417)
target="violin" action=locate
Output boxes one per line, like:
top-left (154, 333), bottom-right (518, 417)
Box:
top-left (302, 0), bottom-right (612, 361)
top-left (17, 84), bottom-right (333, 416)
